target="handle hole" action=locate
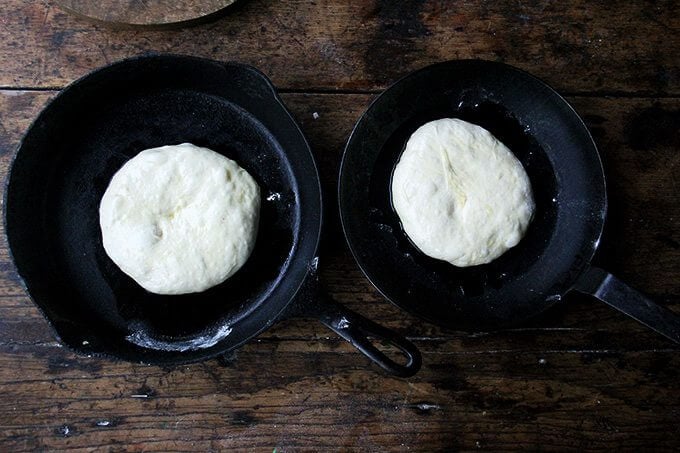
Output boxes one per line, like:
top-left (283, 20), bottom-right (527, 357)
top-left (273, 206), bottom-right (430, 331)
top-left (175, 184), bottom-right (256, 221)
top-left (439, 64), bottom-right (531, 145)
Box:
top-left (367, 336), bottom-right (412, 367)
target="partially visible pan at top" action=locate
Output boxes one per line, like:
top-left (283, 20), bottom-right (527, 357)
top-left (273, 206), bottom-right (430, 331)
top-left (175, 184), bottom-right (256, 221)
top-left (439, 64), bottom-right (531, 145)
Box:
top-left (55, 0), bottom-right (238, 28)
top-left (339, 60), bottom-right (680, 343)
top-left (4, 55), bottom-right (421, 377)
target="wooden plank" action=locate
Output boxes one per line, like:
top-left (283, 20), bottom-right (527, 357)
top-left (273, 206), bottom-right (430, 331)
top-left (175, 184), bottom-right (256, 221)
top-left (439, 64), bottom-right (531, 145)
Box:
top-left (0, 1), bottom-right (678, 93)
top-left (0, 345), bottom-right (679, 451)
top-left (0, 90), bottom-right (678, 450)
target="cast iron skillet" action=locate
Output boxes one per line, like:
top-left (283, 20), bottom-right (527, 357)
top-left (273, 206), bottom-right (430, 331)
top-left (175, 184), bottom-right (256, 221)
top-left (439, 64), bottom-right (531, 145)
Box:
top-left (339, 60), bottom-right (680, 343)
top-left (4, 55), bottom-right (421, 377)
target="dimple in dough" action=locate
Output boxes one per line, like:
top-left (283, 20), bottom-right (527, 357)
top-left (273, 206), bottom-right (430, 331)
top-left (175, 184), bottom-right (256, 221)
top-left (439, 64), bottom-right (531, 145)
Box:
top-left (99, 143), bottom-right (260, 295)
top-left (391, 118), bottom-right (535, 267)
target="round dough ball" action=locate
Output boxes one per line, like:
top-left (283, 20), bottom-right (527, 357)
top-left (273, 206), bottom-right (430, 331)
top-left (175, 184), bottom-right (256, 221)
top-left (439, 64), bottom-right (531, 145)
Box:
top-left (391, 118), bottom-right (535, 267)
top-left (99, 143), bottom-right (260, 295)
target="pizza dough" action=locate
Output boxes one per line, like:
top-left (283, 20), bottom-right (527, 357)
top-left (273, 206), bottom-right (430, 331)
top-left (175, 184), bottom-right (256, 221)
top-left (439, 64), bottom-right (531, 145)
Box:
top-left (391, 118), bottom-right (534, 267)
top-left (99, 143), bottom-right (260, 295)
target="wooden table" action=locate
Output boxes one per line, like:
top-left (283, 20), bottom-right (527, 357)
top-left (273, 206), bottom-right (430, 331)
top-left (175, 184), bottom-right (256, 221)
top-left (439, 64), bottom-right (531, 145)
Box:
top-left (1, 1), bottom-right (679, 450)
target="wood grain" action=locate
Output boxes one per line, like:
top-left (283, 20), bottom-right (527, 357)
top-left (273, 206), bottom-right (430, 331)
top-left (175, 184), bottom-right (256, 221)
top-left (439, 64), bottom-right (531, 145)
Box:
top-left (1, 0), bottom-right (679, 449)
top-left (0, 0), bottom-right (677, 93)
top-left (0, 89), bottom-right (678, 450)
top-left (56, 0), bottom-right (236, 27)
top-left (2, 345), bottom-right (679, 451)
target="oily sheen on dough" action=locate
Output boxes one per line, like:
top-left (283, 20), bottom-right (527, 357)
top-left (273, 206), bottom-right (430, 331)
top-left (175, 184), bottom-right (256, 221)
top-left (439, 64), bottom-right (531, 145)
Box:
top-left (99, 143), bottom-right (260, 295)
top-left (391, 118), bottom-right (534, 267)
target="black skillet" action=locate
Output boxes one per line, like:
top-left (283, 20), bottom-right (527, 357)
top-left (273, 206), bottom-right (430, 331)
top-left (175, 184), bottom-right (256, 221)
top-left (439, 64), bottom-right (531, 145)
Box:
top-left (4, 55), bottom-right (421, 377)
top-left (339, 60), bottom-right (680, 343)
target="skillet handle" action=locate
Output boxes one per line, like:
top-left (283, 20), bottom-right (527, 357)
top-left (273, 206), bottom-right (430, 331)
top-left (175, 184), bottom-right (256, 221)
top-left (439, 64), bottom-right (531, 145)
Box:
top-left (574, 266), bottom-right (680, 344)
top-left (314, 294), bottom-right (422, 377)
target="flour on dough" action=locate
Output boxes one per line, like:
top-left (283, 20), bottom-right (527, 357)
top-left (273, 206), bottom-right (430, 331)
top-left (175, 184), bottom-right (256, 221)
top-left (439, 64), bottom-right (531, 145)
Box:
top-left (391, 118), bottom-right (534, 267)
top-left (99, 143), bottom-right (260, 295)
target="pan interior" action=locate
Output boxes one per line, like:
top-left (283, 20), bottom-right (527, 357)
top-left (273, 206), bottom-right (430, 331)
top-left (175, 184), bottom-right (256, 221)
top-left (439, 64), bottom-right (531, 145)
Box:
top-left (340, 61), bottom-right (606, 330)
top-left (5, 57), bottom-right (316, 361)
